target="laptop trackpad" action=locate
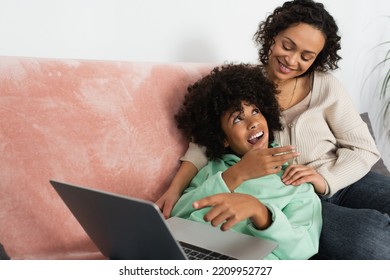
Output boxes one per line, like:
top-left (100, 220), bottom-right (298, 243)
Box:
top-left (167, 217), bottom-right (277, 260)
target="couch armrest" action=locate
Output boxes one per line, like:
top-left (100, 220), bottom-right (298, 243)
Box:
top-left (360, 113), bottom-right (390, 176)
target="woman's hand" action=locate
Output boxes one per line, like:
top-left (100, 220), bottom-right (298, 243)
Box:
top-left (155, 188), bottom-right (182, 219)
top-left (222, 143), bottom-right (299, 192)
top-left (156, 161), bottom-right (198, 218)
top-left (281, 164), bottom-right (327, 195)
top-left (193, 193), bottom-right (272, 231)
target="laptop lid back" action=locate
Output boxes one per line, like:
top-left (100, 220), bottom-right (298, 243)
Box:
top-left (50, 180), bottom-right (186, 260)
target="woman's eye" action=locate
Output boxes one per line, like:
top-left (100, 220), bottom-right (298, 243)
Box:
top-left (252, 109), bottom-right (260, 115)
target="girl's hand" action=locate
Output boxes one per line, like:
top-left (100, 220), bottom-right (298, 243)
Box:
top-left (222, 144), bottom-right (299, 192)
top-left (193, 193), bottom-right (272, 231)
top-left (241, 144), bottom-right (299, 176)
top-left (282, 164), bottom-right (327, 195)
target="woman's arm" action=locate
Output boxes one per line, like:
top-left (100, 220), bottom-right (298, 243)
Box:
top-left (156, 161), bottom-right (198, 219)
top-left (156, 143), bottom-right (208, 218)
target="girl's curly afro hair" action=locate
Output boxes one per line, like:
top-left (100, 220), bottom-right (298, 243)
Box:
top-left (253, 0), bottom-right (341, 75)
top-left (175, 63), bottom-right (282, 160)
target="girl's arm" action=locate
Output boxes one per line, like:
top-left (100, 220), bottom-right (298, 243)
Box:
top-left (157, 143), bottom-right (299, 217)
top-left (222, 144), bottom-right (299, 191)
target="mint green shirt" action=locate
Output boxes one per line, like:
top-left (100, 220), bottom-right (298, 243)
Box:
top-left (171, 154), bottom-right (322, 260)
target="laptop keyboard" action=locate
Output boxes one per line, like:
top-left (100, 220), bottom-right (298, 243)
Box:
top-left (179, 241), bottom-right (236, 260)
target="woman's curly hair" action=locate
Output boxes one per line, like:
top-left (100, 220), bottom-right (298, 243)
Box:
top-left (175, 63), bottom-right (282, 160)
top-left (253, 0), bottom-right (341, 74)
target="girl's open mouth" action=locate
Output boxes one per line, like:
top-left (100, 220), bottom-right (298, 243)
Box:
top-left (248, 131), bottom-right (264, 145)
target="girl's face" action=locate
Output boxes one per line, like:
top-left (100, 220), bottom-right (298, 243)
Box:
top-left (221, 101), bottom-right (269, 156)
top-left (266, 23), bottom-right (326, 82)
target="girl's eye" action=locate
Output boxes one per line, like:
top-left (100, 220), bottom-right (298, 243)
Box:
top-left (233, 116), bottom-right (242, 124)
top-left (252, 109), bottom-right (260, 115)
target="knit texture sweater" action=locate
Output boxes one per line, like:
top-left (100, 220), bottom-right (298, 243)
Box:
top-left (172, 154), bottom-right (322, 260)
top-left (181, 72), bottom-right (380, 196)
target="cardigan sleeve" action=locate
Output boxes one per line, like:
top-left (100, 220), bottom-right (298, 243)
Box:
top-left (180, 142), bottom-right (208, 171)
top-left (295, 73), bottom-right (381, 196)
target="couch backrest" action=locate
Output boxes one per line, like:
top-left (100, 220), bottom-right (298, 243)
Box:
top-left (0, 56), bottom-right (212, 259)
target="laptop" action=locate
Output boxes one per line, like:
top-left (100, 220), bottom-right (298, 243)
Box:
top-left (49, 180), bottom-right (277, 260)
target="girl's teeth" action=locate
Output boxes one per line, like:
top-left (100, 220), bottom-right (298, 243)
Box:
top-left (249, 131), bottom-right (263, 140)
top-left (248, 132), bottom-right (264, 144)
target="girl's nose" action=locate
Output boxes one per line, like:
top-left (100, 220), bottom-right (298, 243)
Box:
top-left (248, 118), bottom-right (259, 130)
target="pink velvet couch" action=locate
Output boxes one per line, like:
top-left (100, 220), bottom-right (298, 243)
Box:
top-left (0, 56), bottom-right (212, 259)
top-left (1, 56), bottom-right (388, 260)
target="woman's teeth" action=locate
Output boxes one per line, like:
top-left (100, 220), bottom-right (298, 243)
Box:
top-left (279, 62), bottom-right (292, 74)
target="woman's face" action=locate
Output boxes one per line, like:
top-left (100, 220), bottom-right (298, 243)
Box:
top-left (267, 23), bottom-right (326, 82)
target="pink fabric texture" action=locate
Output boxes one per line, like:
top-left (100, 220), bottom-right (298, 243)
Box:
top-left (0, 56), bottom-right (212, 259)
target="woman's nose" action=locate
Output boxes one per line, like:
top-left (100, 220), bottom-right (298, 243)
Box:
top-left (285, 52), bottom-right (299, 66)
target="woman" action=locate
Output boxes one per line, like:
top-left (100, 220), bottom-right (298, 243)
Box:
top-left (156, 0), bottom-right (390, 259)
